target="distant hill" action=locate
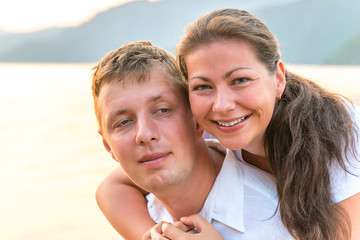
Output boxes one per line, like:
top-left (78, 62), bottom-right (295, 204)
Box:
top-left (254, 0), bottom-right (360, 64)
top-left (0, 28), bottom-right (63, 57)
top-left (0, 0), bottom-right (359, 64)
top-left (324, 32), bottom-right (360, 65)
top-left (0, 0), bottom-right (291, 62)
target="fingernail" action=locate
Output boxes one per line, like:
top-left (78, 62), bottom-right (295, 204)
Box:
top-left (161, 222), bottom-right (169, 232)
top-left (180, 216), bottom-right (189, 221)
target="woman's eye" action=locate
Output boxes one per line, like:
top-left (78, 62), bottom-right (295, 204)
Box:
top-left (233, 78), bottom-right (248, 85)
top-left (158, 108), bottom-right (169, 114)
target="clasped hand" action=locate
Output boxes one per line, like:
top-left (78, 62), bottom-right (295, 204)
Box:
top-left (142, 214), bottom-right (224, 240)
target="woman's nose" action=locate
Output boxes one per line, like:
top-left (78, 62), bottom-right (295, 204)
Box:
top-left (212, 88), bottom-right (236, 114)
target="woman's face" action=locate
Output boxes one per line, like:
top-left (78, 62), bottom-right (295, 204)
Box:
top-left (185, 39), bottom-right (285, 155)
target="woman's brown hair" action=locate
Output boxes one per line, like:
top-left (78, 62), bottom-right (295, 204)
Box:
top-left (177, 8), bottom-right (358, 239)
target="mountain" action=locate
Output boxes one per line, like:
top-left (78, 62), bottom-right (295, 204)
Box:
top-left (324, 32), bottom-right (360, 65)
top-left (254, 0), bottom-right (360, 64)
top-left (0, 0), bottom-right (359, 64)
top-left (0, 0), bottom-right (292, 62)
top-left (0, 28), bottom-right (63, 57)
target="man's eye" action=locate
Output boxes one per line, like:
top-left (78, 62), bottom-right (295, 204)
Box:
top-left (194, 85), bottom-right (211, 91)
top-left (115, 119), bottom-right (131, 128)
top-left (121, 119), bottom-right (130, 125)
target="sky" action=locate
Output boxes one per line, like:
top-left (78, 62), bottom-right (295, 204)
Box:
top-left (0, 0), bottom-right (139, 33)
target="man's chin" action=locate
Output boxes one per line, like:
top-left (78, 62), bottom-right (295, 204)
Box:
top-left (142, 172), bottom-right (179, 191)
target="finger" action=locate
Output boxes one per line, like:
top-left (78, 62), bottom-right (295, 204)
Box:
top-left (151, 227), bottom-right (169, 240)
top-left (162, 222), bottom-right (195, 239)
top-left (187, 229), bottom-right (200, 234)
top-left (142, 221), bottom-right (170, 240)
top-left (180, 214), bottom-right (211, 232)
top-left (171, 221), bottom-right (195, 232)
top-left (142, 229), bottom-right (152, 240)
top-left (181, 214), bottom-right (223, 240)
top-left (152, 221), bottom-right (169, 235)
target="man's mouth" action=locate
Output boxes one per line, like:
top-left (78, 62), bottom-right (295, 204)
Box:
top-left (139, 152), bottom-right (170, 163)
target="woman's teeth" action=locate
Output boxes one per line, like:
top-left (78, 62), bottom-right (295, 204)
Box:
top-left (217, 116), bottom-right (247, 127)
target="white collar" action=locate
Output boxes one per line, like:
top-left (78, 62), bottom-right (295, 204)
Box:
top-left (146, 140), bottom-right (278, 234)
top-left (233, 148), bottom-right (277, 200)
top-left (199, 140), bottom-right (245, 233)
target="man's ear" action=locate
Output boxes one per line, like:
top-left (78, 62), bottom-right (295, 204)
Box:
top-left (98, 129), bottom-right (117, 161)
top-left (195, 121), bottom-right (205, 138)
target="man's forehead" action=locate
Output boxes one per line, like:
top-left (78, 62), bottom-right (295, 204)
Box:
top-left (99, 76), bottom-right (181, 104)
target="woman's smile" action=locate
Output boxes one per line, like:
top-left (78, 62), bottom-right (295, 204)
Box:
top-left (216, 115), bottom-right (250, 127)
top-left (186, 38), bottom-right (284, 152)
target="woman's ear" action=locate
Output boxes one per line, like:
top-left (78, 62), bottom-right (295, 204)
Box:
top-left (275, 60), bottom-right (286, 96)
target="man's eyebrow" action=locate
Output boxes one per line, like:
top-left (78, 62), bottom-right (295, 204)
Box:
top-left (147, 95), bottom-right (162, 103)
top-left (108, 109), bottom-right (127, 123)
top-left (107, 95), bottom-right (165, 121)
top-left (108, 95), bottom-right (163, 120)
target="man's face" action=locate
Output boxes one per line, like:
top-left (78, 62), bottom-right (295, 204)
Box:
top-left (98, 67), bottom-right (200, 192)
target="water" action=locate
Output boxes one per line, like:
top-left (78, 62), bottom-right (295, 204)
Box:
top-left (0, 63), bottom-right (119, 240)
top-left (0, 63), bottom-right (359, 240)
top-left (286, 64), bottom-right (360, 105)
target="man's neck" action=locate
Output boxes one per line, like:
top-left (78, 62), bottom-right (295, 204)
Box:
top-left (153, 141), bottom-right (224, 221)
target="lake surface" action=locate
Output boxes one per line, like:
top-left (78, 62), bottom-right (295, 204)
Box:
top-left (0, 63), bottom-right (119, 240)
top-left (0, 63), bottom-right (359, 240)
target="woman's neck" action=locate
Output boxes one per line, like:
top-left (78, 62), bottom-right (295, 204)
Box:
top-left (241, 149), bottom-right (272, 173)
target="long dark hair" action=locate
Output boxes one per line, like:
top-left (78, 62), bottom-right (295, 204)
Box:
top-left (177, 8), bottom-right (358, 239)
top-left (265, 70), bottom-right (357, 239)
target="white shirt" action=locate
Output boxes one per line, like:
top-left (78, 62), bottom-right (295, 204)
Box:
top-left (146, 104), bottom-right (360, 239)
top-left (330, 103), bottom-right (360, 203)
top-left (147, 140), bottom-right (293, 239)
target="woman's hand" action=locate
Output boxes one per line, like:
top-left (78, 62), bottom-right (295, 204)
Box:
top-left (142, 221), bottom-right (196, 240)
top-left (162, 214), bottom-right (224, 240)
top-left (142, 221), bottom-right (169, 240)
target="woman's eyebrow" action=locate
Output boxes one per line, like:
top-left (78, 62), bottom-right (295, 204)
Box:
top-left (224, 66), bottom-right (250, 79)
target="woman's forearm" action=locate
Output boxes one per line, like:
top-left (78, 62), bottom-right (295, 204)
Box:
top-left (96, 167), bottom-right (155, 239)
top-left (337, 193), bottom-right (360, 239)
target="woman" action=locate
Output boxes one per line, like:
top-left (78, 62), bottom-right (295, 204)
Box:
top-left (96, 8), bottom-right (360, 240)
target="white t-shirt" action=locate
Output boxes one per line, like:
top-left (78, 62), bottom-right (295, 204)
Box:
top-left (147, 104), bottom-right (360, 240)
top-left (329, 103), bottom-right (360, 203)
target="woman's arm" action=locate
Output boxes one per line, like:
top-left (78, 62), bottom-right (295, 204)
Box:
top-left (96, 167), bottom-right (155, 240)
top-left (338, 192), bottom-right (360, 239)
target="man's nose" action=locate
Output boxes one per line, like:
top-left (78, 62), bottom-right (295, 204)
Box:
top-left (135, 116), bottom-right (159, 145)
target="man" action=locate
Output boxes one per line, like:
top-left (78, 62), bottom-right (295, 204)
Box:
top-left (92, 41), bottom-right (227, 238)
top-left (92, 41), bottom-right (291, 240)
